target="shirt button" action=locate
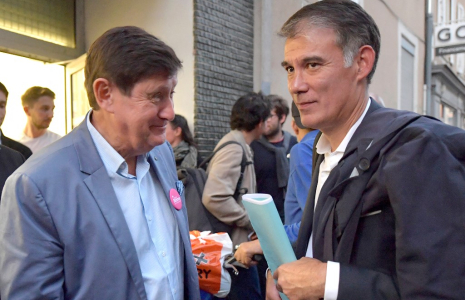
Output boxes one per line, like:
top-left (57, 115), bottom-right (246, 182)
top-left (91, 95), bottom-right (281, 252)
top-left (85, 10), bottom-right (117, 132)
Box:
top-left (162, 251), bottom-right (166, 257)
top-left (147, 217), bottom-right (152, 221)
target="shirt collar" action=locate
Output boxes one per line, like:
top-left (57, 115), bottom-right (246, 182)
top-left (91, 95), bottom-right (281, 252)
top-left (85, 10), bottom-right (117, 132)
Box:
top-left (316, 98), bottom-right (371, 155)
top-left (87, 111), bottom-right (129, 175)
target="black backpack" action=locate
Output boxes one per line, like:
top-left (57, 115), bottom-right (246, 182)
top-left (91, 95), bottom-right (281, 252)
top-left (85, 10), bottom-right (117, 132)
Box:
top-left (177, 141), bottom-right (251, 235)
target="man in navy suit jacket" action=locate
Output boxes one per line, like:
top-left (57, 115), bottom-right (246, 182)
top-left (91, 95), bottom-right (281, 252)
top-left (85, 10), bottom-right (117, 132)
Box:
top-left (0, 145), bottom-right (25, 202)
top-left (266, 1), bottom-right (465, 299)
top-left (0, 82), bottom-right (32, 159)
top-left (0, 26), bottom-right (199, 300)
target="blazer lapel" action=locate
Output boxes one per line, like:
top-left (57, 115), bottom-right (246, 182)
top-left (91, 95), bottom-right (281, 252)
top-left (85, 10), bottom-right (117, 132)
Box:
top-left (295, 153), bottom-right (323, 258)
top-left (147, 147), bottom-right (198, 297)
top-left (73, 120), bottom-right (147, 300)
top-left (310, 100), bottom-right (384, 261)
top-left (147, 147), bottom-right (189, 241)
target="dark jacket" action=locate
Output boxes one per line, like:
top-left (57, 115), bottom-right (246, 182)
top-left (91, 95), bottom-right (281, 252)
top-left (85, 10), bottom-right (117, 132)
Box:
top-left (251, 132), bottom-right (297, 220)
top-left (1, 130), bottom-right (32, 159)
top-left (0, 145), bottom-right (25, 201)
top-left (296, 101), bottom-right (465, 299)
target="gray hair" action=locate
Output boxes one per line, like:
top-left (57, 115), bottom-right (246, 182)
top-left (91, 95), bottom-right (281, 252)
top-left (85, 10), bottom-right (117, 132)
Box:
top-left (279, 0), bottom-right (380, 84)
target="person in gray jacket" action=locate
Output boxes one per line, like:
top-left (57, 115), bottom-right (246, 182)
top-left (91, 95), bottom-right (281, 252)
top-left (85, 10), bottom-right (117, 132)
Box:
top-left (203, 92), bottom-right (270, 300)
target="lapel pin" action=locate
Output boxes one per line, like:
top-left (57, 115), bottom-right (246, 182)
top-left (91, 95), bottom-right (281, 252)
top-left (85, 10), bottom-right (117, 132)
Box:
top-left (169, 188), bottom-right (182, 210)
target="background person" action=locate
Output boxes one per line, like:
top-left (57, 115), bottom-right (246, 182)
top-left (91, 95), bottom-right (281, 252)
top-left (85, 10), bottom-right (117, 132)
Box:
top-left (0, 145), bottom-right (25, 203)
top-left (283, 102), bottom-right (318, 242)
top-left (19, 86), bottom-right (61, 153)
top-left (0, 82), bottom-right (32, 159)
top-left (234, 102), bottom-right (318, 266)
top-left (166, 114), bottom-right (200, 169)
top-left (202, 92), bottom-right (271, 300)
top-left (250, 94), bottom-right (297, 222)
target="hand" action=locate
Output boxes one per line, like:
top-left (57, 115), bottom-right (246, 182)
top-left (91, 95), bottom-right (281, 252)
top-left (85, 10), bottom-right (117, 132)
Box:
top-left (273, 257), bottom-right (327, 300)
top-left (233, 240), bottom-right (263, 267)
top-left (266, 269), bottom-right (282, 300)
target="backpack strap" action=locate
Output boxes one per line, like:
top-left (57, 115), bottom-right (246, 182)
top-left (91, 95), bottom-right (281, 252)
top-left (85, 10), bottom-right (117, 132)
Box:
top-left (198, 140), bottom-right (251, 201)
top-left (233, 145), bottom-right (253, 200)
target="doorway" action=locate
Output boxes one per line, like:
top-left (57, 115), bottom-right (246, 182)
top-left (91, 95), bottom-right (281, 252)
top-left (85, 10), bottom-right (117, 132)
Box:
top-left (0, 52), bottom-right (66, 140)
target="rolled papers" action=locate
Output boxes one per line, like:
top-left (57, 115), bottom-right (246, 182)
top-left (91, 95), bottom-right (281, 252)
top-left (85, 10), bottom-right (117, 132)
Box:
top-left (242, 193), bottom-right (296, 300)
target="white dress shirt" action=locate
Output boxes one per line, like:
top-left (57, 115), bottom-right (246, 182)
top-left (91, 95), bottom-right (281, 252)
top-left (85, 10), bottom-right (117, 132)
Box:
top-left (87, 112), bottom-right (183, 300)
top-left (306, 99), bottom-right (371, 300)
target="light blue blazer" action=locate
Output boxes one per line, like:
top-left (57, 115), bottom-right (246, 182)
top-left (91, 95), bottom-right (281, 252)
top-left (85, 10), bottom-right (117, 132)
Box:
top-left (0, 120), bottom-right (200, 300)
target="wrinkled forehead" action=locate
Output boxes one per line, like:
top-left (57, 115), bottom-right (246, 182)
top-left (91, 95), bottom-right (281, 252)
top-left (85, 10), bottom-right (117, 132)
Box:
top-left (291, 21), bottom-right (340, 45)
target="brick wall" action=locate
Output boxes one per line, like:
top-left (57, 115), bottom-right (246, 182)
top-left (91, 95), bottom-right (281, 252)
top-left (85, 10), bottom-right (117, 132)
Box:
top-left (193, 0), bottom-right (254, 158)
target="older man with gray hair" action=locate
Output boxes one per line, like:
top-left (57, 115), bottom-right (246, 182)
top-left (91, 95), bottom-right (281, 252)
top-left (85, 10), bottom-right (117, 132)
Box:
top-left (267, 1), bottom-right (465, 299)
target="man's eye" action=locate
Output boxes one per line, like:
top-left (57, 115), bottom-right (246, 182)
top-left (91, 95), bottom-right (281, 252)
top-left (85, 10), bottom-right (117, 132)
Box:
top-left (149, 94), bottom-right (161, 103)
top-left (286, 66), bottom-right (294, 74)
top-left (308, 62), bottom-right (319, 68)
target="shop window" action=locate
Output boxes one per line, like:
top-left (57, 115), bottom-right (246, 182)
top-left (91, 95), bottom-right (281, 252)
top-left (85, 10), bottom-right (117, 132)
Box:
top-left (400, 37), bottom-right (415, 112)
top-left (439, 102), bottom-right (457, 126)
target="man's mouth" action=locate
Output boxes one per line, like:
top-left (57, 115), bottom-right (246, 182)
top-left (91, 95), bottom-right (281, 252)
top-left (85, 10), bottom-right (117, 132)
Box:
top-left (297, 101), bottom-right (317, 111)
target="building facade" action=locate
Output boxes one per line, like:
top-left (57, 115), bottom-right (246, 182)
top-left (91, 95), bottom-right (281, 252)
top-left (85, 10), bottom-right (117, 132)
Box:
top-left (0, 0), bottom-right (463, 155)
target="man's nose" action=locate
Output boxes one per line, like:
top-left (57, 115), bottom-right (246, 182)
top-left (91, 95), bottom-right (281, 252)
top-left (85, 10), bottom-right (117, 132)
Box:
top-left (288, 70), bottom-right (309, 95)
top-left (161, 101), bottom-right (175, 121)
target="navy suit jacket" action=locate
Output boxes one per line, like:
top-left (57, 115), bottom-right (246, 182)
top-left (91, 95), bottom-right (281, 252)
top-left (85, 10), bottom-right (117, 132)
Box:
top-left (0, 120), bottom-right (200, 299)
top-left (296, 101), bottom-right (465, 299)
top-left (0, 145), bottom-right (25, 202)
top-left (0, 130), bottom-right (32, 159)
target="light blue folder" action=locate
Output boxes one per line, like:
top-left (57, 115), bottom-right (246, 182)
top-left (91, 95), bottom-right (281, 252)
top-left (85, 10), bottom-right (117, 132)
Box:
top-left (242, 193), bottom-right (296, 300)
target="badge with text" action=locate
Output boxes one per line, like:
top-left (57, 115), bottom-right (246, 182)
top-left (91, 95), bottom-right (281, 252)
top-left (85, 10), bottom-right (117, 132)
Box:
top-left (169, 189), bottom-right (182, 210)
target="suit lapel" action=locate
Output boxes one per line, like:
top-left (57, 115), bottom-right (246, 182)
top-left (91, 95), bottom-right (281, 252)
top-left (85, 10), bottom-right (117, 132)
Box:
top-left (147, 147), bottom-right (198, 297)
top-left (147, 147), bottom-right (189, 242)
top-left (73, 120), bottom-right (147, 300)
top-left (295, 153), bottom-right (322, 258)
top-left (310, 101), bottom-right (383, 261)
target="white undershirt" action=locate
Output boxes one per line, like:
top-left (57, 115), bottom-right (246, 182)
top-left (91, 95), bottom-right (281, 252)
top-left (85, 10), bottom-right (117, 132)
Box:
top-left (306, 99), bottom-right (371, 300)
top-left (18, 130), bottom-right (61, 153)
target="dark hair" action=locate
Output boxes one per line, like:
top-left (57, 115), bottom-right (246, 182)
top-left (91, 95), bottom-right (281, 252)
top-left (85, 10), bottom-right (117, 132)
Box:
top-left (267, 94), bottom-right (289, 124)
top-left (279, 0), bottom-right (380, 84)
top-left (0, 82), bottom-right (8, 99)
top-left (85, 26), bottom-right (182, 110)
top-left (170, 114), bottom-right (197, 147)
top-left (230, 92), bottom-right (271, 132)
top-left (21, 86), bottom-right (55, 107)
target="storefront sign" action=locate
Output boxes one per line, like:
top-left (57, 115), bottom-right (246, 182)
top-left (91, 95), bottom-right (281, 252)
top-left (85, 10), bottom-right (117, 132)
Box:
top-left (435, 22), bottom-right (465, 55)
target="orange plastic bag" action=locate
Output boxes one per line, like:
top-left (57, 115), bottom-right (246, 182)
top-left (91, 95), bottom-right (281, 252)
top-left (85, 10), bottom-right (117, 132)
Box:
top-left (190, 231), bottom-right (232, 298)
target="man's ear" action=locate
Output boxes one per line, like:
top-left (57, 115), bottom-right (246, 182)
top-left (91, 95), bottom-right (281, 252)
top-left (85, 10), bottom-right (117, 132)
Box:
top-left (355, 45), bottom-right (375, 82)
top-left (93, 78), bottom-right (114, 113)
top-left (23, 105), bottom-right (31, 116)
top-left (279, 114), bottom-right (287, 127)
top-left (174, 126), bottom-right (182, 138)
top-left (291, 119), bottom-right (300, 136)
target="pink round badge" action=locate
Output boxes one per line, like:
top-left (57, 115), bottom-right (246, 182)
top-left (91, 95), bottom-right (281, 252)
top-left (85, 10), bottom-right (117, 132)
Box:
top-left (169, 189), bottom-right (182, 210)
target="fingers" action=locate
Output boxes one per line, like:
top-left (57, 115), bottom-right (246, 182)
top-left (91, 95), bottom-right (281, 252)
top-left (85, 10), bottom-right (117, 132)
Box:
top-left (266, 270), bottom-right (282, 300)
top-left (234, 240), bottom-right (263, 266)
top-left (272, 267), bottom-right (279, 280)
